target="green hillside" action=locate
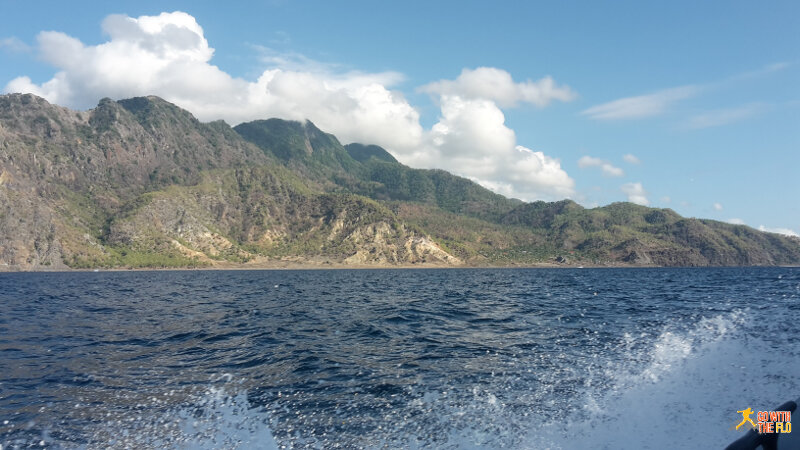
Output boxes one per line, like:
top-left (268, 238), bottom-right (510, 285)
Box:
top-left (1, 93), bottom-right (797, 270)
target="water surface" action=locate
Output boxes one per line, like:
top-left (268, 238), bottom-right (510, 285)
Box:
top-left (1, 268), bottom-right (798, 448)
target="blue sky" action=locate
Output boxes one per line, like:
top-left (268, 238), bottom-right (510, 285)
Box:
top-left (1, 1), bottom-right (798, 234)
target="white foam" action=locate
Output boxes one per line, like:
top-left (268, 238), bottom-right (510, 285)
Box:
top-left (526, 310), bottom-right (800, 449)
top-left (86, 388), bottom-right (278, 450)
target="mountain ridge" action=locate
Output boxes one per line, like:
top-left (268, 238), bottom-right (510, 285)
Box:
top-left (1, 93), bottom-right (798, 271)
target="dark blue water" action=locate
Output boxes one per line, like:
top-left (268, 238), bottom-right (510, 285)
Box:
top-left (1, 268), bottom-right (798, 449)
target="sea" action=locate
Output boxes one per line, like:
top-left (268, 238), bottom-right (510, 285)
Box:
top-left (0, 267), bottom-right (798, 449)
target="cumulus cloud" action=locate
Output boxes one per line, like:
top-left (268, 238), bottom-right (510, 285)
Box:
top-left (621, 182), bottom-right (649, 206)
top-left (686, 103), bottom-right (767, 129)
top-left (412, 68), bottom-right (577, 199)
top-left (420, 67), bottom-right (576, 108)
top-left (3, 12), bottom-right (423, 151)
top-left (623, 153), bottom-right (640, 164)
top-left (727, 218), bottom-right (746, 225)
top-left (758, 225), bottom-right (800, 238)
top-left (581, 85), bottom-right (699, 120)
top-left (406, 95), bottom-right (575, 201)
top-left (577, 156), bottom-right (624, 177)
top-left (3, 11), bottom-right (578, 202)
top-left (713, 202), bottom-right (723, 211)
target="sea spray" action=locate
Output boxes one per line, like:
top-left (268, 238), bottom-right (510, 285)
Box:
top-left (85, 387), bottom-right (278, 450)
top-left (528, 309), bottom-right (799, 449)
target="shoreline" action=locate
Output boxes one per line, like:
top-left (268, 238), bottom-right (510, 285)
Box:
top-left (2, 261), bottom-right (798, 273)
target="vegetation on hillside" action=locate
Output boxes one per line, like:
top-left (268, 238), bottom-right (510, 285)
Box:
top-left (1, 93), bottom-right (797, 270)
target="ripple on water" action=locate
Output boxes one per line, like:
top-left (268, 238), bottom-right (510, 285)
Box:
top-left (0, 267), bottom-right (798, 448)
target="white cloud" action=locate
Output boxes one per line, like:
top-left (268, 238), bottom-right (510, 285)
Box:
top-left (0, 37), bottom-right (30, 53)
top-left (3, 11), bottom-right (577, 202)
top-left (406, 95), bottom-right (575, 201)
top-left (3, 12), bottom-right (423, 151)
top-left (252, 43), bottom-right (361, 75)
top-left (577, 156), bottom-right (602, 168)
top-left (713, 202), bottom-right (723, 211)
top-left (577, 156), bottom-right (624, 177)
top-left (728, 62), bottom-right (791, 82)
top-left (581, 86), bottom-right (698, 120)
top-left (686, 103), bottom-right (767, 129)
top-left (623, 153), bottom-right (641, 164)
top-left (727, 218), bottom-right (746, 225)
top-left (765, 62), bottom-right (790, 72)
top-left (621, 182), bottom-right (649, 206)
top-left (758, 225), bottom-right (800, 238)
top-left (420, 67), bottom-right (576, 108)
top-left (582, 63), bottom-right (788, 123)
top-left (661, 196), bottom-right (671, 204)
top-left (507, 146), bottom-right (576, 200)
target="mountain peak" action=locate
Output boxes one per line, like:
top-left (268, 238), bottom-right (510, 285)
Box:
top-left (0, 92), bottom-right (50, 107)
top-left (0, 93), bottom-right (72, 119)
top-left (116, 96), bottom-right (200, 128)
top-left (344, 143), bottom-right (398, 164)
top-left (233, 118), bottom-right (349, 164)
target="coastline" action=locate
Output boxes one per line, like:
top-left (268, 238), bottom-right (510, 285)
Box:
top-left (2, 260), bottom-right (798, 273)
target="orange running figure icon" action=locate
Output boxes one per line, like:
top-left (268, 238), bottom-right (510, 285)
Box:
top-left (736, 407), bottom-right (756, 430)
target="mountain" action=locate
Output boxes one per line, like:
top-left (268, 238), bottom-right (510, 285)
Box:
top-left (344, 143), bottom-right (398, 164)
top-left (1, 93), bottom-right (798, 270)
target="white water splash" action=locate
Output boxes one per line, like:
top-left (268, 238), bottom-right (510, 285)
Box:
top-left (527, 310), bottom-right (800, 449)
top-left (86, 388), bottom-right (278, 450)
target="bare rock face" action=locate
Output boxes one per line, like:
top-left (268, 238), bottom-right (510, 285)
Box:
top-left (403, 235), bottom-right (462, 265)
top-left (340, 222), bottom-right (462, 266)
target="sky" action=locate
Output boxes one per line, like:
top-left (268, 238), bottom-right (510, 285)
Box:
top-left (1, 1), bottom-right (798, 235)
